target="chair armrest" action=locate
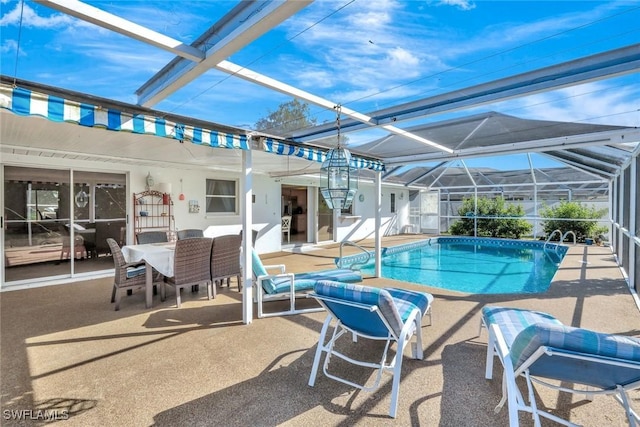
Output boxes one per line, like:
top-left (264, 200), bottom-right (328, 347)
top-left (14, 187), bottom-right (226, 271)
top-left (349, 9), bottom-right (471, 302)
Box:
top-left (257, 272), bottom-right (294, 283)
top-left (256, 272), bottom-right (295, 296)
top-left (489, 323), bottom-right (513, 366)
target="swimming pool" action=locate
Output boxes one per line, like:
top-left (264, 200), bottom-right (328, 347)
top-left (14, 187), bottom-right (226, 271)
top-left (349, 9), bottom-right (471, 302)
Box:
top-left (352, 237), bottom-right (567, 294)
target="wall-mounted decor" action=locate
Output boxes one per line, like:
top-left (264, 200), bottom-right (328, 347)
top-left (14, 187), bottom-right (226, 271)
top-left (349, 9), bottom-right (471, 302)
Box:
top-left (188, 200), bottom-right (200, 213)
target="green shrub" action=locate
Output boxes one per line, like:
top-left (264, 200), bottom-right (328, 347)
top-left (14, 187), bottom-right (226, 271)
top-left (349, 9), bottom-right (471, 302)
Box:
top-left (449, 196), bottom-right (532, 239)
top-left (540, 201), bottom-right (607, 241)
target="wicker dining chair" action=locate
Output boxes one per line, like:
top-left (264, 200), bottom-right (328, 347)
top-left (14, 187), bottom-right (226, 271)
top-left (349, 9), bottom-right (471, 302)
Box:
top-left (175, 228), bottom-right (205, 292)
top-left (210, 234), bottom-right (242, 292)
top-left (136, 231), bottom-right (168, 244)
top-left (106, 238), bottom-right (147, 311)
top-left (177, 229), bottom-right (204, 240)
top-left (162, 237), bottom-right (213, 308)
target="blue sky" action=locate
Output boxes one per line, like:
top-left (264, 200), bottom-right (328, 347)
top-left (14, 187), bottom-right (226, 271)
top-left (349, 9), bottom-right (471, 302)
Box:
top-left (1, 0), bottom-right (638, 169)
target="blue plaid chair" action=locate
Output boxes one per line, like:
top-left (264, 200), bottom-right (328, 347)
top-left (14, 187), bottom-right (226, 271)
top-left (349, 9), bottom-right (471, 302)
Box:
top-left (481, 306), bottom-right (640, 427)
top-left (308, 281), bottom-right (433, 418)
top-left (252, 250), bottom-right (362, 318)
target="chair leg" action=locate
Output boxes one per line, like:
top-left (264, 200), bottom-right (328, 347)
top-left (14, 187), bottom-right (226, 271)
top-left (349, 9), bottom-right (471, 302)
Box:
top-left (309, 315), bottom-right (333, 387)
top-left (175, 285), bottom-right (182, 308)
top-left (114, 288), bottom-right (122, 311)
top-left (111, 283), bottom-right (117, 303)
top-left (389, 348), bottom-right (405, 418)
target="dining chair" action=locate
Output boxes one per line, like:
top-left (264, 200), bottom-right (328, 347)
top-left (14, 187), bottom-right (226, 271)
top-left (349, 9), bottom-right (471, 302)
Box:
top-left (106, 238), bottom-right (147, 311)
top-left (162, 237), bottom-right (213, 308)
top-left (210, 233), bottom-right (242, 292)
top-left (176, 229), bottom-right (206, 291)
top-left (239, 228), bottom-right (259, 246)
top-left (136, 231), bottom-right (168, 244)
top-left (177, 229), bottom-right (204, 240)
top-left (281, 215), bottom-right (292, 243)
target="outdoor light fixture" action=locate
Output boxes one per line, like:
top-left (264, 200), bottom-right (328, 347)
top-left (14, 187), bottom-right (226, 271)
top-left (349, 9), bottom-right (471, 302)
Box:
top-left (320, 149), bottom-right (358, 210)
top-left (74, 189), bottom-right (89, 208)
top-left (320, 105), bottom-right (358, 210)
top-left (145, 172), bottom-right (155, 190)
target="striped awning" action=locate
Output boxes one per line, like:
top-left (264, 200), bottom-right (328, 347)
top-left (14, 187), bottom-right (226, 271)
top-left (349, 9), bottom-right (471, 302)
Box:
top-left (262, 137), bottom-right (385, 172)
top-left (0, 84), bottom-right (249, 150)
top-left (0, 83), bottom-right (385, 171)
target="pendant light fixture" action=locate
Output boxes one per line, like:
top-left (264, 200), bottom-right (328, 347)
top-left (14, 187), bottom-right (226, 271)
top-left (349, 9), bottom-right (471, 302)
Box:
top-left (320, 105), bottom-right (358, 210)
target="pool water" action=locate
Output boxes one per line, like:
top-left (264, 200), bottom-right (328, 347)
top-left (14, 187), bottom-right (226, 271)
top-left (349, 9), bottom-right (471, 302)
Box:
top-left (359, 237), bottom-right (566, 294)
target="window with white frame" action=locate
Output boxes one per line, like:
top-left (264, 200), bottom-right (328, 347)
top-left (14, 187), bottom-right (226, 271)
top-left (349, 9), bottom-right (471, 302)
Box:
top-left (205, 179), bottom-right (237, 214)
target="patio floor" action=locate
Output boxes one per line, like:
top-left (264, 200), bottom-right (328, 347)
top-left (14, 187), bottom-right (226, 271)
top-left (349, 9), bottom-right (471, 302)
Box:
top-left (1, 236), bottom-right (639, 426)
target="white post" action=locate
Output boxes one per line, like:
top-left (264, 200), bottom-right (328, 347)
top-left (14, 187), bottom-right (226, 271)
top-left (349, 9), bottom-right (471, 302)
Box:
top-left (375, 171), bottom-right (382, 278)
top-left (629, 156), bottom-right (637, 292)
top-left (241, 148), bottom-right (253, 324)
top-left (617, 173), bottom-right (624, 267)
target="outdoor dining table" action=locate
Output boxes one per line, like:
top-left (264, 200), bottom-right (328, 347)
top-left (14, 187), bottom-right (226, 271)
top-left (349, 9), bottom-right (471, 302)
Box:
top-left (121, 242), bottom-right (175, 308)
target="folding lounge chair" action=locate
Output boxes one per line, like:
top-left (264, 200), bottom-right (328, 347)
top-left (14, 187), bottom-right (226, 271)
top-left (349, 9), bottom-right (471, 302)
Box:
top-left (308, 280), bottom-right (434, 418)
top-left (481, 306), bottom-right (640, 427)
top-left (252, 250), bottom-right (362, 318)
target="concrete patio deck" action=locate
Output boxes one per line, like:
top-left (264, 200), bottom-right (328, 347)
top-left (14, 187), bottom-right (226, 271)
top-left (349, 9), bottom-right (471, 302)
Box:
top-left (1, 236), bottom-right (638, 426)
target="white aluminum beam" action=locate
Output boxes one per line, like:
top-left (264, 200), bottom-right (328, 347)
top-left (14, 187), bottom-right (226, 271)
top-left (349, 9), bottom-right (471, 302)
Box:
top-left (36, 0), bottom-right (449, 153)
top-left (36, 0), bottom-right (204, 62)
top-left (38, 1), bottom-right (313, 106)
top-left (383, 128), bottom-right (640, 166)
top-left (215, 61), bottom-right (452, 153)
top-left (294, 44), bottom-right (640, 142)
top-left (137, 1), bottom-right (313, 107)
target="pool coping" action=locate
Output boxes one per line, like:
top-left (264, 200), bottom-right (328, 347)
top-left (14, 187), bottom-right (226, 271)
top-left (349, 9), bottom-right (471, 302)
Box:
top-left (336, 236), bottom-right (569, 269)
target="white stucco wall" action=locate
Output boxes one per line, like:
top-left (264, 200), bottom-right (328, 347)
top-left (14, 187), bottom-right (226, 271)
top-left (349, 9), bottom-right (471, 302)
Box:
top-left (2, 153), bottom-right (412, 257)
top-left (335, 184), bottom-right (411, 241)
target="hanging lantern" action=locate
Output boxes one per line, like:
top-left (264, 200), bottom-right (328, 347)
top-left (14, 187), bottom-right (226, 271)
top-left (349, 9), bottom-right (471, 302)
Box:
top-left (320, 105), bottom-right (358, 210)
top-left (74, 189), bottom-right (89, 208)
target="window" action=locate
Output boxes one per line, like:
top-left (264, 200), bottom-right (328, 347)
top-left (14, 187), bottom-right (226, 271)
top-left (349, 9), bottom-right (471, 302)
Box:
top-left (94, 183), bottom-right (126, 220)
top-left (391, 193), bottom-right (396, 213)
top-left (206, 179), bottom-right (237, 214)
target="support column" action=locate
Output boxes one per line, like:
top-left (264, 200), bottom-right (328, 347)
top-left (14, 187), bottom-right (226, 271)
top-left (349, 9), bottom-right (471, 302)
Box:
top-left (375, 171), bottom-right (382, 278)
top-left (629, 155), bottom-right (637, 292)
top-left (617, 174), bottom-right (624, 267)
top-left (241, 147), bottom-right (253, 324)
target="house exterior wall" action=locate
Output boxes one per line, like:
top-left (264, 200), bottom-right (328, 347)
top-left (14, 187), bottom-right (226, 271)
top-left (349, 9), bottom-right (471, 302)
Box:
top-left (2, 153), bottom-right (411, 261)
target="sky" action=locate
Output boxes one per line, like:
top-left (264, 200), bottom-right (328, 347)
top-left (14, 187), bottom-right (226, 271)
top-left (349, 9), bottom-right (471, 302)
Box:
top-left (0, 0), bottom-right (639, 170)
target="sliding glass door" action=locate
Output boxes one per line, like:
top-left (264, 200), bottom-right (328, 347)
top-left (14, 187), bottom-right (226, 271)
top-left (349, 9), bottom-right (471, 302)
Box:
top-left (3, 166), bottom-right (126, 285)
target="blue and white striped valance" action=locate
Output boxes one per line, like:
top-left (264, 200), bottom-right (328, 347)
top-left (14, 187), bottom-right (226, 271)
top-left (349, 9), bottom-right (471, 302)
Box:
top-left (262, 137), bottom-right (385, 172)
top-left (0, 84), bottom-right (249, 150)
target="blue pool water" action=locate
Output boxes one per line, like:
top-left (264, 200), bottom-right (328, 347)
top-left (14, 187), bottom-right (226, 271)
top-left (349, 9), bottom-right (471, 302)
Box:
top-left (358, 237), bottom-right (566, 294)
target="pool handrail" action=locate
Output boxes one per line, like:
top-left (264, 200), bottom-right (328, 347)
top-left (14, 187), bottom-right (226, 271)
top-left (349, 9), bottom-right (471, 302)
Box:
top-left (561, 230), bottom-right (576, 245)
top-left (338, 241), bottom-right (371, 271)
top-left (543, 229), bottom-right (563, 253)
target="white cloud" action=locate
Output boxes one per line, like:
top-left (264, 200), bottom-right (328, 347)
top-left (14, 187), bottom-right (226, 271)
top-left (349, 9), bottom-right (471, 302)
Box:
top-left (437, 0), bottom-right (476, 11)
top-left (0, 2), bottom-right (74, 28)
top-left (0, 39), bottom-right (21, 55)
top-left (386, 47), bottom-right (420, 68)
